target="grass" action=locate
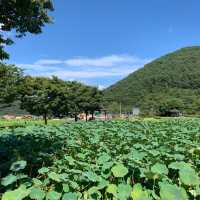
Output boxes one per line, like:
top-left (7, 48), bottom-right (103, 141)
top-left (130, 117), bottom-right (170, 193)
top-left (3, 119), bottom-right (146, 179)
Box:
top-left (0, 118), bottom-right (71, 128)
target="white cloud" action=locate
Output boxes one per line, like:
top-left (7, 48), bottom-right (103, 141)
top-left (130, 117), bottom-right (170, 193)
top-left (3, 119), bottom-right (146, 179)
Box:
top-left (18, 63), bottom-right (60, 72)
top-left (35, 59), bottom-right (63, 65)
top-left (39, 69), bottom-right (133, 79)
top-left (30, 55), bottom-right (150, 68)
top-left (64, 55), bottom-right (146, 67)
top-left (16, 54), bottom-right (151, 81)
top-left (98, 85), bottom-right (106, 90)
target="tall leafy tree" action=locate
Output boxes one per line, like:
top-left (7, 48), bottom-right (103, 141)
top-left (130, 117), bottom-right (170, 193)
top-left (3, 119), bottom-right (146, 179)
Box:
top-left (0, 0), bottom-right (54, 59)
top-left (67, 82), bottom-right (86, 121)
top-left (66, 82), bottom-right (103, 121)
top-left (20, 77), bottom-right (103, 123)
top-left (0, 63), bottom-right (23, 104)
top-left (85, 87), bottom-right (102, 120)
top-left (79, 86), bottom-right (102, 121)
top-left (20, 76), bottom-right (67, 124)
top-left (157, 98), bottom-right (184, 116)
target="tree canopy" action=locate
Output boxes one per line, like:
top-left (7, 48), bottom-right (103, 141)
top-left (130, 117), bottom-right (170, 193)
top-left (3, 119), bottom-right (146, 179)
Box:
top-left (19, 76), bottom-right (103, 124)
top-left (0, 63), bottom-right (23, 104)
top-left (0, 0), bottom-right (53, 59)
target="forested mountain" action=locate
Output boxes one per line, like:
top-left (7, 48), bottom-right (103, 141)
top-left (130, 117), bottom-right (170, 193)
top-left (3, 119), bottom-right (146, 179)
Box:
top-left (104, 47), bottom-right (200, 115)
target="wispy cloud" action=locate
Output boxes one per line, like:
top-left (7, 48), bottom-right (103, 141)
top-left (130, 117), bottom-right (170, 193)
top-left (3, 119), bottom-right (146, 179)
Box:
top-left (39, 68), bottom-right (134, 79)
top-left (64, 55), bottom-right (148, 67)
top-left (32, 55), bottom-right (150, 68)
top-left (98, 85), bottom-right (106, 90)
top-left (17, 54), bottom-right (152, 85)
top-left (35, 59), bottom-right (63, 65)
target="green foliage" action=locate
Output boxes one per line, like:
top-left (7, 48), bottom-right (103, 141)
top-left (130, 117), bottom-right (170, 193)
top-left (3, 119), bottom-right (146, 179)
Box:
top-left (20, 76), bottom-right (68, 124)
top-left (0, 101), bottom-right (29, 116)
top-left (46, 191), bottom-right (61, 200)
top-left (67, 82), bottom-right (102, 121)
top-left (29, 188), bottom-right (45, 200)
top-left (111, 163), bottom-right (128, 178)
top-left (1, 174), bottom-right (17, 186)
top-left (151, 163), bottom-right (168, 175)
top-left (0, 119), bottom-right (67, 128)
top-left (0, 119), bottom-right (200, 199)
top-left (158, 98), bottom-right (184, 116)
top-left (0, 0), bottom-right (53, 59)
top-left (2, 185), bottom-right (30, 200)
top-left (10, 160), bottom-right (27, 172)
top-left (20, 77), bottom-right (102, 123)
top-left (0, 63), bottom-right (23, 104)
top-left (80, 86), bottom-right (102, 119)
top-left (104, 46), bottom-right (200, 115)
top-left (131, 184), bottom-right (151, 200)
top-left (159, 182), bottom-right (188, 200)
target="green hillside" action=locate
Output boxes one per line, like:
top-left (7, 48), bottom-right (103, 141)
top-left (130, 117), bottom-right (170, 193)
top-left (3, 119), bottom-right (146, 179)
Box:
top-left (104, 46), bottom-right (200, 115)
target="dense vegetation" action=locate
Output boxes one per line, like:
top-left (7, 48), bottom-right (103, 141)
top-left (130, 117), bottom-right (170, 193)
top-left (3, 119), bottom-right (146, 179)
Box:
top-left (0, 119), bottom-right (200, 199)
top-left (104, 46), bottom-right (200, 115)
top-left (0, 101), bottom-right (28, 116)
top-left (0, 118), bottom-right (68, 129)
top-left (0, 63), bottom-right (103, 123)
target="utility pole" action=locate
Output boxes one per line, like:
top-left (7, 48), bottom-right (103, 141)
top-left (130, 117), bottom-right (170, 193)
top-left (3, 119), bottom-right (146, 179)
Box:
top-left (120, 102), bottom-right (122, 118)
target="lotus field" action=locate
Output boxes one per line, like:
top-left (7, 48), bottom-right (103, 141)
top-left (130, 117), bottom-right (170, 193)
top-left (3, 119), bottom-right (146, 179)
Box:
top-left (0, 119), bottom-right (200, 200)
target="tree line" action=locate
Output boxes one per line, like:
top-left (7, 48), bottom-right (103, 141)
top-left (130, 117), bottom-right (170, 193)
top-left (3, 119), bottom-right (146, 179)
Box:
top-left (0, 63), bottom-right (103, 124)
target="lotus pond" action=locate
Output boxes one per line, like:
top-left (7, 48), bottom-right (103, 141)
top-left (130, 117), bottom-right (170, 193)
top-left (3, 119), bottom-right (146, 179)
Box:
top-left (0, 119), bottom-right (200, 199)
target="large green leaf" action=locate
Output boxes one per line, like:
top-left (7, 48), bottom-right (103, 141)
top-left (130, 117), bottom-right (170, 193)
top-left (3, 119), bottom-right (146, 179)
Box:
top-left (62, 192), bottom-right (77, 200)
top-left (2, 185), bottom-right (30, 200)
top-left (130, 150), bottom-right (146, 161)
top-left (1, 174), bottom-right (17, 186)
top-left (10, 160), bottom-right (27, 172)
top-left (97, 153), bottom-right (111, 164)
top-left (179, 167), bottom-right (200, 186)
top-left (111, 163), bottom-right (128, 178)
top-left (151, 163), bottom-right (168, 175)
top-left (131, 183), bottom-right (151, 200)
top-left (48, 172), bottom-right (61, 182)
top-left (46, 191), bottom-right (61, 200)
top-left (106, 184), bottom-right (117, 197)
top-left (117, 184), bottom-right (132, 200)
top-left (38, 167), bottom-right (49, 174)
top-left (87, 187), bottom-right (102, 200)
top-left (29, 188), bottom-right (45, 200)
top-left (83, 171), bottom-right (99, 182)
top-left (159, 182), bottom-right (188, 200)
top-left (168, 161), bottom-right (191, 170)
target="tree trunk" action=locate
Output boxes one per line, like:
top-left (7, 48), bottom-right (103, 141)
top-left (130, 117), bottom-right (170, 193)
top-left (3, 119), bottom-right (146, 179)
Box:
top-left (104, 111), bottom-right (107, 120)
top-left (91, 112), bottom-right (94, 120)
top-left (85, 112), bottom-right (88, 122)
top-left (75, 114), bottom-right (78, 122)
top-left (43, 113), bottom-right (47, 125)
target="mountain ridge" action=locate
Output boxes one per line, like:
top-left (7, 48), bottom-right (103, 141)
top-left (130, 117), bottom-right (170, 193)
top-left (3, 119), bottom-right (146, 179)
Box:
top-left (104, 46), bottom-right (200, 115)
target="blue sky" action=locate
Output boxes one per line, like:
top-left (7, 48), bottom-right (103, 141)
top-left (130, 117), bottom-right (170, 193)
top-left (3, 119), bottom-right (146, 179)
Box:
top-left (4, 0), bottom-right (200, 88)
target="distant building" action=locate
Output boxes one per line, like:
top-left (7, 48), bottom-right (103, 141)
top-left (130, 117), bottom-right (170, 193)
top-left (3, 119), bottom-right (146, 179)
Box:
top-left (132, 107), bottom-right (140, 116)
top-left (2, 115), bottom-right (16, 120)
top-left (168, 109), bottom-right (182, 117)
